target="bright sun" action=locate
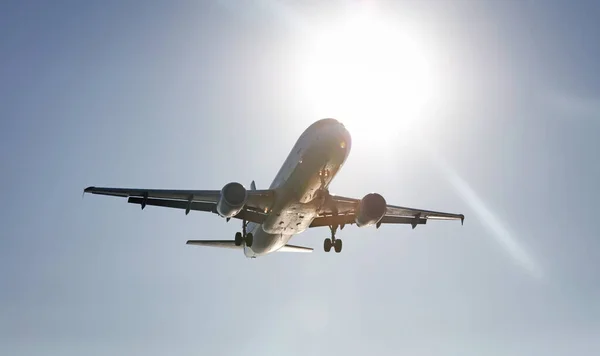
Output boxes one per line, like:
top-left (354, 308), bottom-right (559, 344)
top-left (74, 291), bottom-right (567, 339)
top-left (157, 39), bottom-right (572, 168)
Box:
top-left (297, 7), bottom-right (440, 146)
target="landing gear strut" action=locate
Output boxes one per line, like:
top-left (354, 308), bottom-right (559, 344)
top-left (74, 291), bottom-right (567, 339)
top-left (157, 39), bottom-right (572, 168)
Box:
top-left (235, 219), bottom-right (253, 247)
top-left (324, 225), bottom-right (342, 253)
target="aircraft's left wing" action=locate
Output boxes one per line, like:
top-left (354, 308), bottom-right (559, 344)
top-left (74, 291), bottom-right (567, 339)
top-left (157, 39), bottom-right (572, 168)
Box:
top-left (83, 186), bottom-right (274, 224)
top-left (310, 194), bottom-right (464, 228)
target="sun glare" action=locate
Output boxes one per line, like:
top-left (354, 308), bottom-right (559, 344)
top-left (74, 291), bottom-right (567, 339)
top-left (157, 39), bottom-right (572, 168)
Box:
top-left (297, 7), bottom-right (440, 146)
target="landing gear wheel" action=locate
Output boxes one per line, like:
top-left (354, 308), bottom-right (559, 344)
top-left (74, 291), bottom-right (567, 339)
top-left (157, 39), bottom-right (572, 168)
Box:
top-left (325, 224), bottom-right (343, 253)
top-left (334, 239), bottom-right (342, 253)
top-left (245, 232), bottom-right (254, 247)
top-left (234, 232), bottom-right (243, 246)
top-left (324, 238), bottom-right (332, 252)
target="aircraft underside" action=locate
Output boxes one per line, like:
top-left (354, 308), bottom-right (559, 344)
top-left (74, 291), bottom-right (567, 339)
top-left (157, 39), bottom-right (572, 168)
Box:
top-left (84, 118), bottom-right (464, 258)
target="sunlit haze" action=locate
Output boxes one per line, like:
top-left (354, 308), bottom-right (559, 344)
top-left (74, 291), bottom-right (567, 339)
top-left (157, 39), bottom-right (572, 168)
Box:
top-left (1, 1), bottom-right (599, 355)
top-left (297, 3), bottom-right (440, 145)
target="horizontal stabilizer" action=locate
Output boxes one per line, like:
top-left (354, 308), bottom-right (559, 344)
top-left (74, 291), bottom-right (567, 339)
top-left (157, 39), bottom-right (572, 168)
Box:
top-left (186, 240), bottom-right (241, 249)
top-left (186, 241), bottom-right (313, 253)
top-left (278, 244), bottom-right (313, 253)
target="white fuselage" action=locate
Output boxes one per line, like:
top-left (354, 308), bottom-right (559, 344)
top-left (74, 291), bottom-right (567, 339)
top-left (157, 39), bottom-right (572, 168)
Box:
top-left (243, 119), bottom-right (352, 257)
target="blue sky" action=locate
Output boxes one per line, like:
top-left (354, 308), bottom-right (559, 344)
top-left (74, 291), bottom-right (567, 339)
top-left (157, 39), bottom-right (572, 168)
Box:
top-left (1, 1), bottom-right (599, 355)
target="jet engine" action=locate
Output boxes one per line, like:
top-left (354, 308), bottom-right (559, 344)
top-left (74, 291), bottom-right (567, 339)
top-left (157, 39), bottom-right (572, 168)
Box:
top-left (216, 182), bottom-right (247, 218)
top-left (355, 193), bottom-right (387, 227)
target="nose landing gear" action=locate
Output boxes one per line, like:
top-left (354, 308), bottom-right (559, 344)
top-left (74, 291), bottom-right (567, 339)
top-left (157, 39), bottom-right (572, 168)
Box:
top-left (324, 225), bottom-right (342, 253)
top-left (234, 219), bottom-right (254, 247)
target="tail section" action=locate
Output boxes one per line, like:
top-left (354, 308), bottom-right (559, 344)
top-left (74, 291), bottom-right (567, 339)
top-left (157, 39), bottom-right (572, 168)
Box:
top-left (250, 180), bottom-right (257, 190)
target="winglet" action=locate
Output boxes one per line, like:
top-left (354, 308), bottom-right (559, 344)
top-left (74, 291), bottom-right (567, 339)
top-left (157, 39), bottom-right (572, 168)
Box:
top-left (250, 180), bottom-right (256, 190)
top-left (460, 215), bottom-right (465, 225)
top-left (83, 186), bottom-right (95, 198)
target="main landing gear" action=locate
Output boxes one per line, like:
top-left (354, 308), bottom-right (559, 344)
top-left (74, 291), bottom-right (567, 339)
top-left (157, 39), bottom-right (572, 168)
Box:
top-left (324, 225), bottom-right (342, 253)
top-left (234, 220), bottom-right (253, 247)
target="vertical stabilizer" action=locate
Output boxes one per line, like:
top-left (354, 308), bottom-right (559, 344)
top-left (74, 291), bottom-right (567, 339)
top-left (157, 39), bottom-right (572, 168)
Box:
top-left (250, 180), bottom-right (256, 190)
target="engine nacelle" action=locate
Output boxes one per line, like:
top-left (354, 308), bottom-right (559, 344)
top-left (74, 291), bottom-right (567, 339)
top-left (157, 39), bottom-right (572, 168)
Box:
top-left (355, 193), bottom-right (387, 227)
top-left (216, 182), bottom-right (248, 218)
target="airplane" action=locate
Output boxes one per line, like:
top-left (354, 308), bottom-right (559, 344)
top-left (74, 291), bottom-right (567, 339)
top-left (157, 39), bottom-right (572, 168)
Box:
top-left (84, 118), bottom-right (464, 258)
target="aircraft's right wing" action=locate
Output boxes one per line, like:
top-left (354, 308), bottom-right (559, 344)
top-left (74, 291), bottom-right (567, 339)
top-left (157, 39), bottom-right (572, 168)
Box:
top-left (83, 186), bottom-right (274, 224)
top-left (310, 194), bottom-right (464, 228)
